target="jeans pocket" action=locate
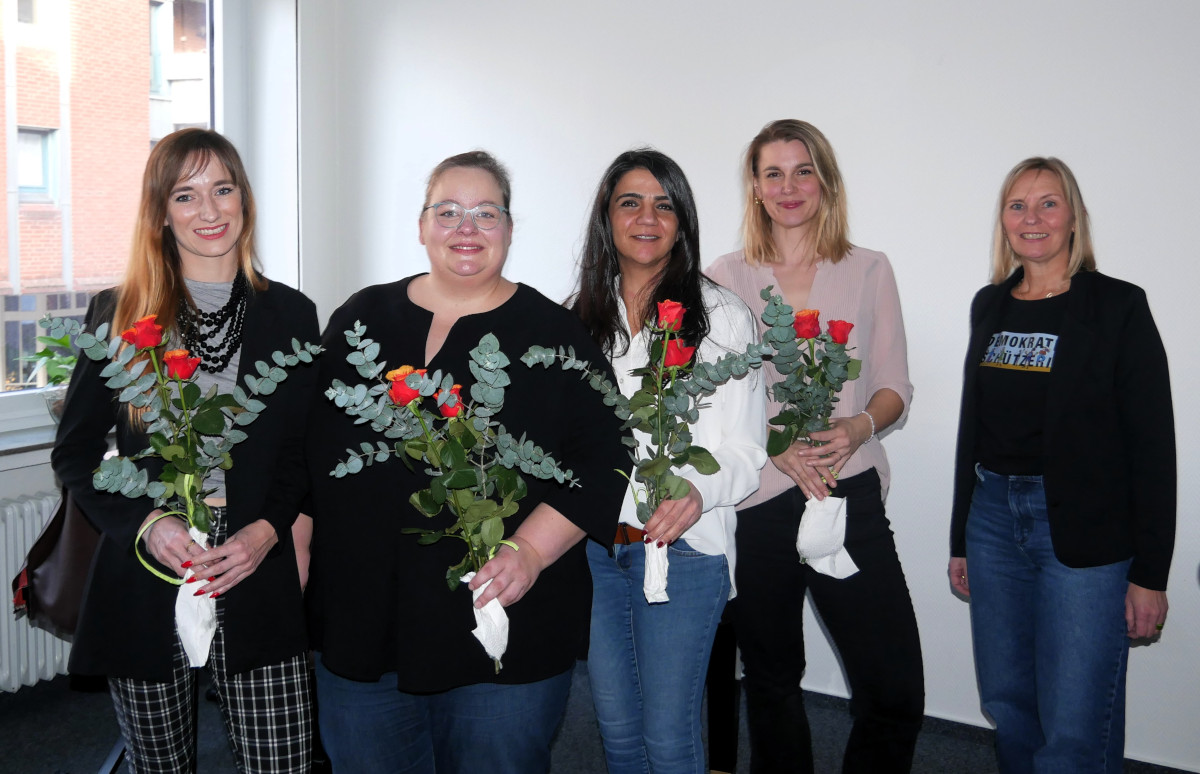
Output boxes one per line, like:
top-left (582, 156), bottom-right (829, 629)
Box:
top-left (667, 538), bottom-right (707, 558)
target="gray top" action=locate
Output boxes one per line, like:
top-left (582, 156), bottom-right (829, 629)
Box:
top-left (181, 277), bottom-right (244, 501)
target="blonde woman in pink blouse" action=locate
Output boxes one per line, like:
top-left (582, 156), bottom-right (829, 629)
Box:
top-left (706, 119), bottom-right (923, 774)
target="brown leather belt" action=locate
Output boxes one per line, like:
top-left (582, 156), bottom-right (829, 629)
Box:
top-left (613, 523), bottom-right (646, 545)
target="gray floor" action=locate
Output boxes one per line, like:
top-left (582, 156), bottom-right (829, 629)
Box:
top-left (0, 662), bottom-right (1187, 773)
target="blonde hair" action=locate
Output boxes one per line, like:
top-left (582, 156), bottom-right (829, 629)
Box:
top-left (740, 119), bottom-right (851, 266)
top-left (113, 128), bottom-right (265, 338)
top-left (990, 157), bottom-right (1095, 285)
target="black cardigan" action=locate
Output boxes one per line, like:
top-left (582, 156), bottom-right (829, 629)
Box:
top-left (305, 279), bottom-right (629, 692)
top-left (950, 269), bottom-right (1175, 591)
top-left (52, 281), bottom-right (319, 680)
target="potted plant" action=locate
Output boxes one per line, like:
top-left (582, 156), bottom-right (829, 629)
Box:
top-left (22, 331), bottom-right (77, 423)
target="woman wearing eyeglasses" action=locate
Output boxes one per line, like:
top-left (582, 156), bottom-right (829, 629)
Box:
top-left (302, 151), bottom-right (628, 773)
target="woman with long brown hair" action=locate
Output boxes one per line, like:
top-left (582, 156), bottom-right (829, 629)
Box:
top-left (52, 128), bottom-right (317, 772)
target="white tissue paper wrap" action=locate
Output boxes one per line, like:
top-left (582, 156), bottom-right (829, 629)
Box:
top-left (796, 495), bottom-right (859, 579)
top-left (462, 572), bottom-right (509, 665)
top-left (643, 541), bottom-right (670, 603)
top-left (174, 526), bottom-right (218, 667)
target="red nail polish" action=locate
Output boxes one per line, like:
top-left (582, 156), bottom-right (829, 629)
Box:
top-left (181, 560), bottom-right (193, 569)
top-left (186, 576), bottom-right (197, 584)
top-left (210, 591), bottom-right (220, 599)
top-left (657, 540), bottom-right (664, 548)
top-left (193, 588), bottom-right (206, 597)
top-left (643, 536), bottom-right (651, 544)
top-left (207, 577), bottom-right (215, 583)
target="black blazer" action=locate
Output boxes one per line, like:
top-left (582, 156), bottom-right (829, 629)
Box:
top-left (52, 280), bottom-right (320, 680)
top-left (950, 270), bottom-right (1175, 591)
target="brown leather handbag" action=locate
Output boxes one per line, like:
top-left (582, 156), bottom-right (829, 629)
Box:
top-left (11, 488), bottom-right (100, 640)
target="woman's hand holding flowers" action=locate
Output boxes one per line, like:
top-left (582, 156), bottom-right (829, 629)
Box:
top-left (796, 412), bottom-right (873, 475)
top-left (643, 482), bottom-right (704, 546)
top-left (197, 519), bottom-right (279, 597)
top-left (468, 504), bottom-right (586, 609)
top-left (141, 509), bottom-right (194, 579)
top-left (771, 442), bottom-right (834, 501)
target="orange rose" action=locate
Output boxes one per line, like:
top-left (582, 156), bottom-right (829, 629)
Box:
top-left (436, 384), bottom-right (464, 418)
top-left (793, 309), bottom-right (821, 339)
top-left (121, 315), bottom-right (164, 350)
top-left (657, 300), bottom-right (685, 332)
top-left (386, 365), bottom-right (426, 406)
top-left (827, 320), bottom-right (854, 345)
top-left (163, 349), bottom-right (201, 380)
top-left (663, 339), bottom-right (696, 368)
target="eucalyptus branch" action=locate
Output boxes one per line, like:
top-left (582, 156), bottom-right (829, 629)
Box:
top-left (326, 323), bottom-right (578, 601)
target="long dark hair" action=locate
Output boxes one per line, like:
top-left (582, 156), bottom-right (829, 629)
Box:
top-left (571, 148), bottom-right (712, 358)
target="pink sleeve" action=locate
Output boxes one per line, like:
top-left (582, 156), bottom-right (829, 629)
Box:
top-left (862, 253), bottom-right (913, 424)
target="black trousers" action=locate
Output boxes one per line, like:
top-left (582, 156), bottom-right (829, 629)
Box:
top-left (732, 468), bottom-right (924, 774)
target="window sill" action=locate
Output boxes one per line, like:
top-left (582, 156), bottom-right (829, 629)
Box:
top-left (0, 422), bottom-right (54, 467)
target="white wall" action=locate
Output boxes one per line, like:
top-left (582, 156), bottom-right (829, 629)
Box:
top-left (294, 1), bottom-right (1200, 769)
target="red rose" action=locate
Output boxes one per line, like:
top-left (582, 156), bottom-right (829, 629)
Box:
top-left (436, 384), bottom-right (464, 418)
top-left (793, 309), bottom-right (821, 339)
top-left (162, 349), bottom-right (201, 380)
top-left (386, 365), bottom-right (426, 406)
top-left (663, 339), bottom-right (696, 368)
top-left (121, 314), bottom-right (164, 350)
top-left (657, 300), bottom-right (685, 332)
top-left (827, 320), bottom-right (854, 345)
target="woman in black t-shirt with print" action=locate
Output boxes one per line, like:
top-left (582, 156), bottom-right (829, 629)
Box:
top-left (949, 157), bottom-right (1175, 773)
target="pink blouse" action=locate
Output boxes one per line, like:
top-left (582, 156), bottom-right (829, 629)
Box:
top-left (706, 246), bottom-right (912, 507)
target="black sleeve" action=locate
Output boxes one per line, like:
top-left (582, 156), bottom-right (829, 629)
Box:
top-left (256, 293), bottom-right (322, 539)
top-left (1115, 288), bottom-right (1175, 590)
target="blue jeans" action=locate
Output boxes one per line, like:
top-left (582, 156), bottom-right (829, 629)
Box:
top-left (312, 655), bottom-right (571, 774)
top-left (966, 465), bottom-right (1131, 774)
top-left (586, 538), bottom-right (730, 774)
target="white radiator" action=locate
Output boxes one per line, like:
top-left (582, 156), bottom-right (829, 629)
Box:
top-left (1, 492), bottom-right (71, 693)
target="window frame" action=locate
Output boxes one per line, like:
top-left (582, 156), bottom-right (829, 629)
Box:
top-left (17, 127), bottom-right (56, 202)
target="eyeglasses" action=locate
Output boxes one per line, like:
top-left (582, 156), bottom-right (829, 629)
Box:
top-left (422, 201), bottom-right (509, 231)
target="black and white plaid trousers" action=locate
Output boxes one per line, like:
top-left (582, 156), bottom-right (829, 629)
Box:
top-left (108, 507), bottom-right (312, 773)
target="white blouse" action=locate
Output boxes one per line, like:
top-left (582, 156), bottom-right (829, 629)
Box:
top-left (611, 282), bottom-right (768, 594)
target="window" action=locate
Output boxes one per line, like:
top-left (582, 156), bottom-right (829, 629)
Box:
top-left (2, 1), bottom-right (213, 419)
top-left (17, 128), bottom-right (55, 199)
top-left (18, 0), bottom-right (36, 25)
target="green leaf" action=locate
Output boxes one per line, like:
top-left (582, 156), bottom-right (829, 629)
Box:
top-left (685, 447), bottom-right (720, 475)
top-left (180, 382), bottom-right (201, 405)
top-left (441, 467), bottom-right (479, 489)
top-left (192, 408), bottom-right (226, 435)
top-left (637, 455), bottom-right (672, 478)
top-left (766, 427), bottom-right (796, 457)
top-left (480, 516), bottom-right (504, 547)
top-left (663, 473), bottom-right (692, 501)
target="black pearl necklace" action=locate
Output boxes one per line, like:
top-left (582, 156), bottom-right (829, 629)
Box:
top-left (176, 271), bottom-right (248, 373)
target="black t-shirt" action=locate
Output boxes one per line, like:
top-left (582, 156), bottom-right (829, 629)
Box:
top-left (974, 293), bottom-right (1069, 475)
